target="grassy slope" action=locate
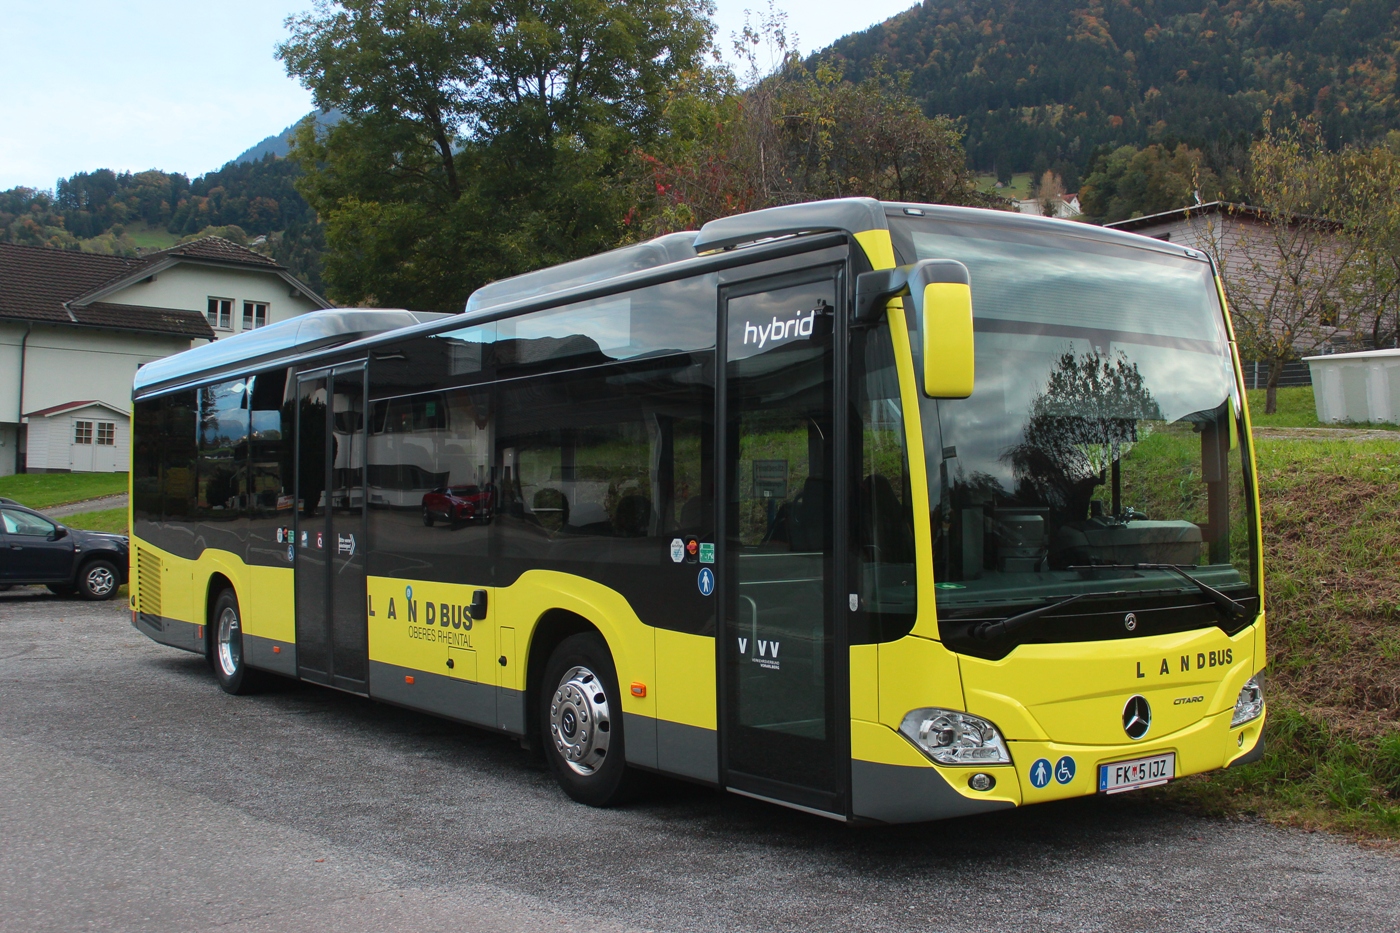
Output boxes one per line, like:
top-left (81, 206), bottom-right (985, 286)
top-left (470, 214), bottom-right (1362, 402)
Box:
top-left (0, 473), bottom-right (127, 509)
top-left (125, 222), bottom-right (178, 251)
top-left (62, 507), bottom-right (128, 534)
top-left (1161, 436), bottom-right (1400, 837)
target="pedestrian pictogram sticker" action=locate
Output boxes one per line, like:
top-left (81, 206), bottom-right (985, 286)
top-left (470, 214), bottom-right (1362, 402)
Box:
top-left (1030, 758), bottom-right (1053, 789)
top-left (697, 567), bottom-right (715, 596)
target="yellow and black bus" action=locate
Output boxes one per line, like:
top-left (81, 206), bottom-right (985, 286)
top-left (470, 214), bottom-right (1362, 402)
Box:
top-left (129, 198), bottom-right (1265, 821)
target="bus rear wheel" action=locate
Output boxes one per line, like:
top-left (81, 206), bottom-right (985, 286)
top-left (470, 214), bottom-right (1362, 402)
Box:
top-left (212, 589), bottom-right (260, 695)
top-left (540, 633), bottom-right (642, 807)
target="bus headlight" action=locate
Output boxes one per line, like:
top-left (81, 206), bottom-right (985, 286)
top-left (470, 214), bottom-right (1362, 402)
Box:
top-left (899, 708), bottom-right (1011, 766)
top-left (1231, 676), bottom-right (1264, 727)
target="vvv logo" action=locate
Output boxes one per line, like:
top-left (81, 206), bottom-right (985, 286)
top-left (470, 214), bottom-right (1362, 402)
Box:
top-left (737, 636), bottom-right (781, 671)
top-left (742, 308), bottom-right (819, 349)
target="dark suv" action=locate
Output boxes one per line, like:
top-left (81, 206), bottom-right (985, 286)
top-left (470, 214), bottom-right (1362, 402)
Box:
top-left (0, 504), bottom-right (128, 599)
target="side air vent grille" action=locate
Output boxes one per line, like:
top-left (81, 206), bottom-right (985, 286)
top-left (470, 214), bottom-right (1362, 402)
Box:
top-left (137, 548), bottom-right (162, 630)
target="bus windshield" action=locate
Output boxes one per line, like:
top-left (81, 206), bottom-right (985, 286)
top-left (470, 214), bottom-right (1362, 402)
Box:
top-left (890, 216), bottom-right (1258, 627)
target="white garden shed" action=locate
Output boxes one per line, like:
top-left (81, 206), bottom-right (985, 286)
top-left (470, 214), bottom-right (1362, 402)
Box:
top-left (1304, 348), bottom-right (1400, 424)
top-left (22, 400), bottom-right (129, 473)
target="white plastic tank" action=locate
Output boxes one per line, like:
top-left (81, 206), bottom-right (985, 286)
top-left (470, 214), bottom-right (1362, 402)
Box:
top-left (1304, 348), bottom-right (1400, 424)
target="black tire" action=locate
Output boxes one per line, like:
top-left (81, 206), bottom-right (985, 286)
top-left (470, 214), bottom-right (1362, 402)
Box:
top-left (46, 583), bottom-right (76, 596)
top-left (423, 509), bottom-right (434, 527)
top-left (211, 588), bottom-right (261, 695)
top-left (540, 632), bottom-right (644, 807)
top-left (76, 559), bottom-right (121, 600)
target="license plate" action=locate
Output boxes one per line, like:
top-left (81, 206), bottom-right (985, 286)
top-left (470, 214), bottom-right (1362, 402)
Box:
top-left (1098, 752), bottom-right (1176, 794)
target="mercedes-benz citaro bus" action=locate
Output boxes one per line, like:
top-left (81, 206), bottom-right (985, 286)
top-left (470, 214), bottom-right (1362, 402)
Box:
top-left (128, 198), bottom-right (1265, 822)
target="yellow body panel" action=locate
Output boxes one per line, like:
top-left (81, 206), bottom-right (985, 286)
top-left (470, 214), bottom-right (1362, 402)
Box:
top-left (656, 629), bottom-right (716, 731)
top-left (961, 626), bottom-right (1256, 744)
top-left (849, 644), bottom-right (878, 722)
top-left (245, 564), bottom-right (295, 642)
top-left (876, 635), bottom-right (963, 728)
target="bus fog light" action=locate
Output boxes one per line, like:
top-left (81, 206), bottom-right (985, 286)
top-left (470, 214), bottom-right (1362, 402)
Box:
top-left (968, 772), bottom-right (995, 792)
top-left (899, 708), bottom-right (1011, 766)
top-left (1231, 676), bottom-right (1264, 727)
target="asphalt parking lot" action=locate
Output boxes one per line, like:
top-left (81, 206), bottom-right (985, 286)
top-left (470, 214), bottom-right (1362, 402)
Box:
top-left (2, 588), bottom-right (1398, 933)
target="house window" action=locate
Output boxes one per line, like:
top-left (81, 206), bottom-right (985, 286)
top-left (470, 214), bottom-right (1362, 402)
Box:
top-left (74, 421), bottom-right (93, 445)
top-left (97, 422), bottom-right (116, 446)
top-left (207, 297), bottom-right (233, 330)
top-left (242, 301), bottom-right (268, 330)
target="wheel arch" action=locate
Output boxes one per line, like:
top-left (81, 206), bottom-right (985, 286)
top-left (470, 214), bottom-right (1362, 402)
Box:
top-left (204, 572), bottom-right (236, 658)
top-left (524, 608), bottom-right (602, 752)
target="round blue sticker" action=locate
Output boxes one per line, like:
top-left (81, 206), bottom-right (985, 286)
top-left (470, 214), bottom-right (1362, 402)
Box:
top-left (286, 544), bottom-right (295, 562)
top-left (1055, 756), bottom-right (1076, 785)
top-left (1029, 758), bottom-right (1053, 789)
top-left (405, 585), bottom-right (413, 601)
top-left (697, 567), bottom-right (715, 596)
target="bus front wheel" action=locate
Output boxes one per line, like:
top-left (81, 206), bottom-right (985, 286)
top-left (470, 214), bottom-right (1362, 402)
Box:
top-left (540, 633), bottom-right (642, 807)
top-left (212, 589), bottom-right (260, 695)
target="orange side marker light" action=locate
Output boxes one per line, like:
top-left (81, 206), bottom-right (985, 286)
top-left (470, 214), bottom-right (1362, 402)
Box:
top-left (405, 675), bottom-right (416, 685)
top-left (630, 682), bottom-right (646, 698)
top-left (272, 645), bottom-right (281, 654)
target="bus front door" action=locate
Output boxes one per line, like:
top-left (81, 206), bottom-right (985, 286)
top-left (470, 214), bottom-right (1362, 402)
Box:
top-left (719, 265), bottom-right (848, 818)
top-left (294, 363), bottom-right (370, 694)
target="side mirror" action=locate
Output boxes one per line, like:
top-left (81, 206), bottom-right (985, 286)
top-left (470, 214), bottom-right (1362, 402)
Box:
top-left (854, 259), bottom-right (974, 399)
top-left (50, 526), bottom-right (69, 541)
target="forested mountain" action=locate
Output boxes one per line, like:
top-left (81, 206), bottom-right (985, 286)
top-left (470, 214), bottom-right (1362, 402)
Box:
top-left (232, 110), bottom-right (342, 165)
top-left (827, 0), bottom-right (1400, 188)
top-left (0, 155), bottom-right (324, 291)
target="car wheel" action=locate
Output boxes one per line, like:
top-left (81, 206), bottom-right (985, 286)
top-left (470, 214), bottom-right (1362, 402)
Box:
top-left (47, 583), bottom-right (76, 596)
top-left (423, 509), bottom-right (434, 527)
top-left (76, 559), bottom-right (120, 600)
top-left (540, 632), bottom-right (644, 807)
top-left (212, 588), bottom-right (260, 695)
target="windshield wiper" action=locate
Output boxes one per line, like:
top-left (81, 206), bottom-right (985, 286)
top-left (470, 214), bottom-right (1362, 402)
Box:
top-left (972, 593), bottom-right (1087, 640)
top-left (1068, 563), bottom-right (1252, 622)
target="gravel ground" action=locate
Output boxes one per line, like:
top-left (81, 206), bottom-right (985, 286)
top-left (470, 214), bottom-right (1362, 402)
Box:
top-left (2, 588), bottom-right (1398, 933)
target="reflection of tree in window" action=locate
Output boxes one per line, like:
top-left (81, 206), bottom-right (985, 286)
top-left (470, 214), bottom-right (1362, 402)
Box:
top-left (1003, 350), bottom-right (1162, 525)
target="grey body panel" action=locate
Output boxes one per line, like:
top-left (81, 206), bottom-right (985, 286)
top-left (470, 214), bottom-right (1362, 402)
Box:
top-left (370, 660), bottom-right (523, 734)
top-left (694, 197), bottom-right (886, 251)
top-left (243, 633), bottom-right (297, 677)
top-left (133, 613), bottom-right (204, 655)
top-left (1227, 730), bottom-right (1265, 768)
top-left (657, 719), bottom-right (719, 785)
top-left (624, 712), bottom-right (658, 769)
top-left (850, 759), bottom-right (1013, 824)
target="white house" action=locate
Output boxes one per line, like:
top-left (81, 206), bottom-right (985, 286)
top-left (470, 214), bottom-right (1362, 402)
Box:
top-left (0, 237), bottom-right (330, 475)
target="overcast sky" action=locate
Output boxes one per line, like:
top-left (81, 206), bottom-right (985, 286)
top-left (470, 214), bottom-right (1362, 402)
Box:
top-left (0, 0), bottom-right (918, 191)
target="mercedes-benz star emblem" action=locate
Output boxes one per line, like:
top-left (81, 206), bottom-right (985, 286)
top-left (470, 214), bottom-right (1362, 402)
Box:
top-left (1123, 695), bottom-right (1152, 740)
top-left (1124, 612), bottom-right (1138, 632)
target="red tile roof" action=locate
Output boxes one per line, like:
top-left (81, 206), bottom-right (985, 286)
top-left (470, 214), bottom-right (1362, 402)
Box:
top-left (131, 235), bottom-right (283, 270)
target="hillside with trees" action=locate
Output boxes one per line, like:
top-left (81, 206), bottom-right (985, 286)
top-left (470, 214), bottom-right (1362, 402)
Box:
top-left (0, 156), bottom-right (325, 291)
top-left (828, 0), bottom-right (1400, 191)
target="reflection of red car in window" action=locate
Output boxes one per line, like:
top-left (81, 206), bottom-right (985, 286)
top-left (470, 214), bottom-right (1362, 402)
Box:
top-left (422, 485), bottom-right (494, 526)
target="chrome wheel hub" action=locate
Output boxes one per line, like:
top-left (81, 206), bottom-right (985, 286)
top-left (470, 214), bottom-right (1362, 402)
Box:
top-left (217, 606), bottom-right (241, 677)
top-left (549, 665), bottom-right (611, 776)
top-left (85, 565), bottom-right (115, 597)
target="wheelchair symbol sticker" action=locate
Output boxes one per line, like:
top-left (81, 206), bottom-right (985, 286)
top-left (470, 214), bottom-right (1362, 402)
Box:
top-left (1030, 758), bottom-right (1053, 788)
top-left (1055, 756), bottom-right (1076, 784)
top-left (697, 567), bottom-right (715, 596)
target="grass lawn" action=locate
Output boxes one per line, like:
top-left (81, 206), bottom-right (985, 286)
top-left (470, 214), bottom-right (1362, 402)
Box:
top-left (62, 507), bottom-right (128, 534)
top-left (125, 222), bottom-right (178, 251)
top-left (1158, 436), bottom-right (1400, 838)
top-left (975, 171), bottom-right (1033, 199)
top-left (0, 473), bottom-right (127, 509)
top-left (1247, 385), bottom-right (1400, 431)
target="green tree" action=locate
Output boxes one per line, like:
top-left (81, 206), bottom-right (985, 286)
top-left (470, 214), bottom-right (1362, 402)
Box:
top-left (278, 0), bottom-right (714, 311)
top-left (630, 18), bottom-right (997, 239)
top-left (1078, 143), bottom-right (1232, 223)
